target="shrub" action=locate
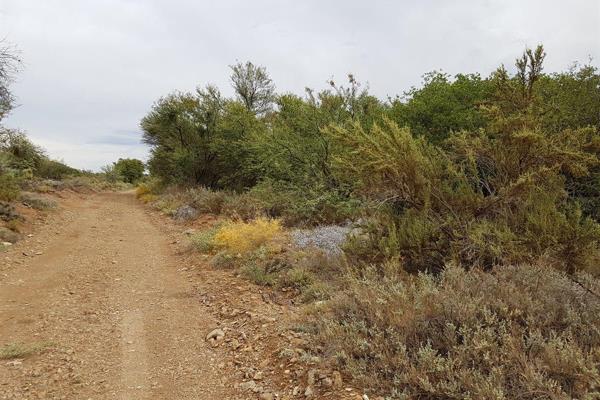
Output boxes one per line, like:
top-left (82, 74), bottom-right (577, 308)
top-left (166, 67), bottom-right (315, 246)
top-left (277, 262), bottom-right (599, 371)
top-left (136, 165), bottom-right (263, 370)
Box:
top-left (241, 263), bottom-right (276, 286)
top-left (35, 159), bottom-right (79, 180)
top-left (213, 217), bottom-right (282, 254)
top-left (250, 179), bottom-right (362, 226)
top-left (20, 192), bottom-right (56, 210)
top-left (139, 193), bottom-right (158, 204)
top-left (0, 174), bottom-right (20, 202)
top-left (152, 193), bottom-right (182, 215)
top-left (313, 264), bottom-right (600, 399)
top-left (277, 266), bottom-right (314, 289)
top-left (190, 226), bottom-right (220, 252)
top-left (186, 187), bottom-right (228, 214)
top-left (136, 183), bottom-right (152, 199)
top-left (0, 201), bottom-right (20, 222)
top-left (221, 191), bottom-right (266, 221)
top-left (329, 119), bottom-right (600, 274)
top-left (0, 226), bottom-right (19, 243)
top-left (209, 250), bottom-right (237, 269)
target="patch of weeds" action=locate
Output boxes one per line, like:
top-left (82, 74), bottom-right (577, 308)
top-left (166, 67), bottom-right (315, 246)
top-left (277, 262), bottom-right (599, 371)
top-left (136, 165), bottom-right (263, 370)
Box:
top-left (278, 348), bottom-right (297, 360)
top-left (20, 192), bottom-right (57, 210)
top-left (139, 193), bottom-right (158, 204)
top-left (290, 322), bottom-right (319, 335)
top-left (299, 280), bottom-right (332, 303)
top-left (6, 219), bottom-right (21, 232)
top-left (209, 250), bottom-right (237, 269)
top-left (0, 226), bottom-right (19, 243)
top-left (0, 342), bottom-right (52, 359)
top-left (241, 263), bottom-right (276, 286)
top-left (278, 266), bottom-right (315, 289)
top-left (191, 225), bottom-right (221, 252)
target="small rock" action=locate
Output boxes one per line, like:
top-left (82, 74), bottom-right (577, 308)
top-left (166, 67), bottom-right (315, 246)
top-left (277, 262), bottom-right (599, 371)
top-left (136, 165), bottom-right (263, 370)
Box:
top-left (304, 386), bottom-right (314, 398)
top-left (174, 205), bottom-right (198, 221)
top-left (332, 371), bottom-right (343, 389)
top-left (206, 328), bottom-right (225, 341)
top-left (239, 380), bottom-right (257, 391)
top-left (253, 371), bottom-right (264, 381)
top-left (1, 242), bottom-right (12, 246)
top-left (307, 369), bottom-right (317, 385)
top-left (0, 227), bottom-right (19, 243)
top-left (260, 393), bottom-right (274, 400)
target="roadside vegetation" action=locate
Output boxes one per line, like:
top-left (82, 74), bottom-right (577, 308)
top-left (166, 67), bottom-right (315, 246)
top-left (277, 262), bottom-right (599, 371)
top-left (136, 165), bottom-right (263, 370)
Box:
top-left (139, 45), bottom-right (600, 398)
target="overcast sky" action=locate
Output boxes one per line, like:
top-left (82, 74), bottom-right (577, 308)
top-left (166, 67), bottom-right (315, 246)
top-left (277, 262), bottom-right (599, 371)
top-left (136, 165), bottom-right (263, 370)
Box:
top-left (0, 0), bottom-right (598, 170)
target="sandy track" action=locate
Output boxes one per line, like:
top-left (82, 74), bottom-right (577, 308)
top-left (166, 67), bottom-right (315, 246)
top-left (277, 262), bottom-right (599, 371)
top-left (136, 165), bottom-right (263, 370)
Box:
top-left (0, 192), bottom-right (237, 399)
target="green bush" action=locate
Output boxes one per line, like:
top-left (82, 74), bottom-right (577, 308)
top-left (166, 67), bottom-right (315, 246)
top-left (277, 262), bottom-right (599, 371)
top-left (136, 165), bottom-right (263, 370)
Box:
top-left (209, 250), bottom-right (237, 269)
top-left (186, 187), bottom-right (228, 214)
top-left (313, 264), bottom-right (600, 399)
top-left (277, 266), bottom-right (315, 289)
top-left (329, 118), bottom-right (600, 274)
top-left (241, 263), bottom-right (276, 286)
top-left (20, 192), bottom-right (56, 210)
top-left (221, 191), bottom-right (266, 221)
top-left (250, 179), bottom-right (362, 226)
top-left (190, 225), bottom-right (220, 252)
top-left (35, 159), bottom-right (79, 180)
top-left (0, 174), bottom-right (20, 202)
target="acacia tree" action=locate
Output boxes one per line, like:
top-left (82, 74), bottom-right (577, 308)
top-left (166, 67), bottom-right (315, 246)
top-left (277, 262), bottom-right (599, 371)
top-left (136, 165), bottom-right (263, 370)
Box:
top-left (230, 61), bottom-right (275, 115)
top-left (113, 158), bottom-right (145, 183)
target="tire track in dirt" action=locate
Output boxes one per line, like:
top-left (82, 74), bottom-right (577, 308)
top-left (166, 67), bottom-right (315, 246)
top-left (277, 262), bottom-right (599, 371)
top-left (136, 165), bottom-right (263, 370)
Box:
top-left (0, 192), bottom-right (238, 399)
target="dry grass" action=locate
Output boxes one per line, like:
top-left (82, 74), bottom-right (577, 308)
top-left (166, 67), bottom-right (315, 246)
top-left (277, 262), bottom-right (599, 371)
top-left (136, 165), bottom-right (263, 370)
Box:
top-left (0, 342), bottom-right (51, 360)
top-left (312, 264), bottom-right (600, 399)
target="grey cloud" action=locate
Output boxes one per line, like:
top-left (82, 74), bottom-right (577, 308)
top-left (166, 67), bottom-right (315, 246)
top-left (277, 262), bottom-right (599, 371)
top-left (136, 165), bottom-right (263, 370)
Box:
top-left (0, 0), bottom-right (598, 170)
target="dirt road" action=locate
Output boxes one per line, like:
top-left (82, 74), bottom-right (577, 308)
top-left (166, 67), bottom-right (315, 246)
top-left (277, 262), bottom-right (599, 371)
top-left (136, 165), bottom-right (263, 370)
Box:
top-left (0, 192), bottom-right (239, 399)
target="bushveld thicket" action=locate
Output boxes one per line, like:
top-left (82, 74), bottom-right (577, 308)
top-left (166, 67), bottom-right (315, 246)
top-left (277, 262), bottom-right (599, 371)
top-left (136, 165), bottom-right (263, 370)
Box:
top-left (142, 46), bottom-right (600, 398)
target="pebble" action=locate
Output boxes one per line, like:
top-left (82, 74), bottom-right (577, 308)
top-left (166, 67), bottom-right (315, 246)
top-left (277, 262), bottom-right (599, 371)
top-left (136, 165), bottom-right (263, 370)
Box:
top-left (206, 328), bottom-right (225, 341)
top-left (304, 386), bottom-right (314, 398)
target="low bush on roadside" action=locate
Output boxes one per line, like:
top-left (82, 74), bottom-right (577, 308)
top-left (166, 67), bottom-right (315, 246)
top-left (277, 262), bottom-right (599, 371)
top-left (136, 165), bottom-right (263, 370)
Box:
top-left (313, 264), bottom-right (600, 399)
top-left (136, 183), bottom-right (152, 198)
top-left (241, 263), bottom-right (276, 286)
top-left (20, 192), bottom-right (56, 210)
top-left (213, 217), bottom-right (283, 254)
top-left (221, 191), bottom-right (266, 221)
top-left (0, 174), bottom-right (20, 202)
top-left (190, 225), bottom-right (221, 252)
top-left (186, 187), bottom-right (228, 214)
top-left (209, 250), bottom-right (238, 269)
top-left (249, 180), bottom-right (362, 226)
top-left (138, 193), bottom-right (158, 203)
top-left (277, 266), bottom-right (315, 289)
top-left (152, 193), bottom-right (182, 215)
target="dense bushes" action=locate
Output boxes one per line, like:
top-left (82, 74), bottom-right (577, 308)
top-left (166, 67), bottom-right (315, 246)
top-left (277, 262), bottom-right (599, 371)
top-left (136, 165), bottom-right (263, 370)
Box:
top-left (330, 119), bottom-right (600, 274)
top-left (314, 264), bottom-right (600, 399)
top-left (140, 46), bottom-right (600, 398)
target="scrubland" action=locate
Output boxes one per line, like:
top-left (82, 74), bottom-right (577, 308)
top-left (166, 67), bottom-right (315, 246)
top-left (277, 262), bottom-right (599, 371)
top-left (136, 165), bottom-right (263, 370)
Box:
top-left (136, 47), bottom-right (600, 398)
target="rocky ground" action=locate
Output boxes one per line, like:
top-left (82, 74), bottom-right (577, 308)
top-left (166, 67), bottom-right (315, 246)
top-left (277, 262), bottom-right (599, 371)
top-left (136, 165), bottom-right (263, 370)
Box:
top-left (0, 191), bottom-right (369, 399)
